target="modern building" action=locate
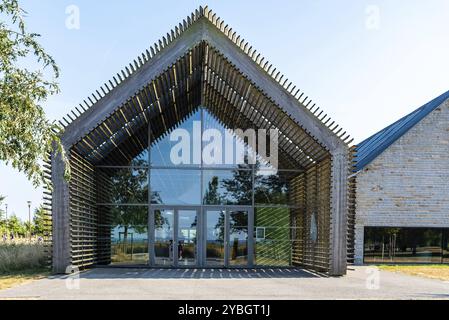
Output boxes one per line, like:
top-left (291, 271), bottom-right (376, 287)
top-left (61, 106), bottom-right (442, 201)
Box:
top-left (353, 90), bottom-right (449, 265)
top-left (48, 7), bottom-right (352, 276)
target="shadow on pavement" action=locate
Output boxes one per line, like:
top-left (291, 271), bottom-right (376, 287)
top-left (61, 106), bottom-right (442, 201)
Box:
top-left (56, 268), bottom-right (323, 280)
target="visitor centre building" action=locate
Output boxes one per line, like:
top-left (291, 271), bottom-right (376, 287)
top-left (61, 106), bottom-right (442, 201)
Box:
top-left (48, 7), bottom-right (352, 276)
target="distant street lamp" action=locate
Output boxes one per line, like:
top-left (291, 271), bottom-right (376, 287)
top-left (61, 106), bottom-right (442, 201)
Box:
top-left (4, 204), bottom-right (7, 235)
top-left (27, 201), bottom-right (32, 242)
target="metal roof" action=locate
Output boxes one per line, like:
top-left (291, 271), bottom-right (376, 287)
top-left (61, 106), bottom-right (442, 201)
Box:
top-left (355, 89), bottom-right (449, 172)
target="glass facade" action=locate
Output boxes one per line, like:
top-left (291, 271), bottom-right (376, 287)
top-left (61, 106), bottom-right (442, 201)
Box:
top-left (151, 169), bottom-right (201, 205)
top-left (229, 210), bottom-right (249, 266)
top-left (177, 210), bottom-right (198, 266)
top-left (364, 227), bottom-right (449, 264)
top-left (97, 107), bottom-right (303, 268)
top-left (98, 205), bottom-right (149, 265)
top-left (444, 229), bottom-right (449, 263)
top-left (154, 209), bottom-right (175, 266)
top-left (97, 167), bottom-right (149, 205)
top-left (151, 110), bottom-right (201, 168)
top-left (254, 207), bottom-right (292, 266)
top-left (254, 170), bottom-right (301, 207)
top-left (202, 169), bottom-right (253, 206)
top-left (205, 210), bottom-right (226, 266)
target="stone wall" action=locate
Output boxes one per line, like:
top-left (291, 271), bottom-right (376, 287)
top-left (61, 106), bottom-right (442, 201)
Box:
top-left (354, 98), bottom-right (449, 264)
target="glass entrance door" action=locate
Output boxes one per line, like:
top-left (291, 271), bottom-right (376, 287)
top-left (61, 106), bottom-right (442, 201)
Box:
top-left (177, 210), bottom-right (198, 266)
top-left (151, 208), bottom-right (198, 267)
top-left (205, 210), bottom-right (226, 267)
top-left (151, 207), bottom-right (252, 268)
top-left (154, 209), bottom-right (174, 266)
top-left (229, 210), bottom-right (249, 266)
top-left (204, 208), bottom-right (252, 267)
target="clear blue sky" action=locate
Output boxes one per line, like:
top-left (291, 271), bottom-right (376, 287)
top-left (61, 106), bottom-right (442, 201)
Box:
top-left (1, 0), bottom-right (449, 220)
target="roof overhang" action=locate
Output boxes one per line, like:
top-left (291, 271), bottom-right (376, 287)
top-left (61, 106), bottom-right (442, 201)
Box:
top-left (58, 6), bottom-right (351, 167)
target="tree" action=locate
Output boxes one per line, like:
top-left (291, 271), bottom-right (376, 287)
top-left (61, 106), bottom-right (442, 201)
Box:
top-left (8, 214), bottom-right (25, 236)
top-left (254, 173), bottom-right (289, 205)
top-left (222, 165), bottom-right (254, 205)
top-left (109, 163), bottom-right (149, 242)
top-left (33, 205), bottom-right (47, 236)
top-left (23, 220), bottom-right (33, 236)
top-left (203, 176), bottom-right (222, 205)
top-left (0, 0), bottom-right (65, 187)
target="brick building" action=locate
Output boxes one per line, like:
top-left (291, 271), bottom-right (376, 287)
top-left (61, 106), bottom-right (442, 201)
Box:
top-left (353, 90), bottom-right (449, 264)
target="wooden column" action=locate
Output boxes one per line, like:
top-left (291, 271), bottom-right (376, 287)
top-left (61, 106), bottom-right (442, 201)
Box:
top-left (329, 147), bottom-right (349, 276)
top-left (51, 145), bottom-right (71, 274)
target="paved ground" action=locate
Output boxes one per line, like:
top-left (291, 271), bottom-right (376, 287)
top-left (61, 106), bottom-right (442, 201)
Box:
top-left (0, 267), bottom-right (448, 300)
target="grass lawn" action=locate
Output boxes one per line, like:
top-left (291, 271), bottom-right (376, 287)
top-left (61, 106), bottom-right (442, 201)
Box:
top-left (379, 265), bottom-right (449, 281)
top-left (0, 269), bottom-right (49, 291)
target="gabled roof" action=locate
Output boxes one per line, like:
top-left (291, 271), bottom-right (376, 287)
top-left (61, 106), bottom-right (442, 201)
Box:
top-left (355, 89), bottom-right (449, 172)
top-left (58, 6), bottom-right (352, 166)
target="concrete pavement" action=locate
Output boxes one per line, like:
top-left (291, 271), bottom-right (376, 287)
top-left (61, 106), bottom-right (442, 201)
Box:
top-left (0, 267), bottom-right (448, 300)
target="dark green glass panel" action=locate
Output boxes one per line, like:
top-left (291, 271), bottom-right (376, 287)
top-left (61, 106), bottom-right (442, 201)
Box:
top-left (254, 207), bottom-right (291, 266)
top-left (364, 227), bottom-right (444, 264)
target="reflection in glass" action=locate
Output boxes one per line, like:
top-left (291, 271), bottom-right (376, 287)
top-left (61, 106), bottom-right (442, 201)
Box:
top-left (150, 108), bottom-right (291, 169)
top-left (203, 169), bottom-right (252, 205)
top-left (150, 109), bottom-right (201, 167)
top-left (130, 149), bottom-right (149, 167)
top-left (255, 170), bottom-right (301, 206)
top-left (229, 211), bottom-right (249, 266)
top-left (202, 109), bottom-right (255, 168)
top-left (364, 227), bottom-right (444, 264)
top-left (206, 210), bottom-right (225, 266)
top-left (97, 167), bottom-right (148, 205)
top-left (151, 169), bottom-right (201, 205)
top-left (106, 206), bottom-right (148, 265)
top-left (254, 207), bottom-right (291, 266)
top-left (155, 209), bottom-right (174, 266)
top-left (178, 210), bottom-right (198, 266)
top-left (444, 229), bottom-right (449, 263)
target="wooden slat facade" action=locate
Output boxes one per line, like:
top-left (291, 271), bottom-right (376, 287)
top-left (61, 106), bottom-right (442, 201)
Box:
top-left (49, 6), bottom-right (351, 275)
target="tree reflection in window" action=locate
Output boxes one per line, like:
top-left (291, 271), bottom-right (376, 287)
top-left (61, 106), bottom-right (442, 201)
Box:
top-left (111, 206), bottom-right (147, 242)
top-left (212, 211), bottom-right (248, 253)
top-left (254, 171), bottom-right (289, 206)
top-left (109, 160), bottom-right (148, 204)
top-left (203, 176), bottom-right (222, 205)
top-left (202, 163), bottom-right (293, 206)
top-left (222, 167), bottom-right (253, 205)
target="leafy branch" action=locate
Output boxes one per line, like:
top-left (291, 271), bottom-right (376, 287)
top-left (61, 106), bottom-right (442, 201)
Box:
top-left (0, 0), bottom-right (66, 187)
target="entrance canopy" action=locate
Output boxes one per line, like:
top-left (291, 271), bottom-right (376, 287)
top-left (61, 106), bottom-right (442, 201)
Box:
top-left (49, 6), bottom-right (351, 276)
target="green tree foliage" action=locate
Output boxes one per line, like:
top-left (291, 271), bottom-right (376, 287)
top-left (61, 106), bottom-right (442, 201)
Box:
top-left (0, 197), bottom-right (49, 238)
top-left (7, 214), bottom-right (25, 236)
top-left (109, 164), bottom-right (148, 236)
top-left (222, 165), bottom-right (253, 205)
top-left (23, 220), bottom-right (33, 235)
top-left (0, 0), bottom-right (65, 187)
top-left (203, 176), bottom-right (222, 205)
top-left (33, 205), bottom-right (47, 236)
